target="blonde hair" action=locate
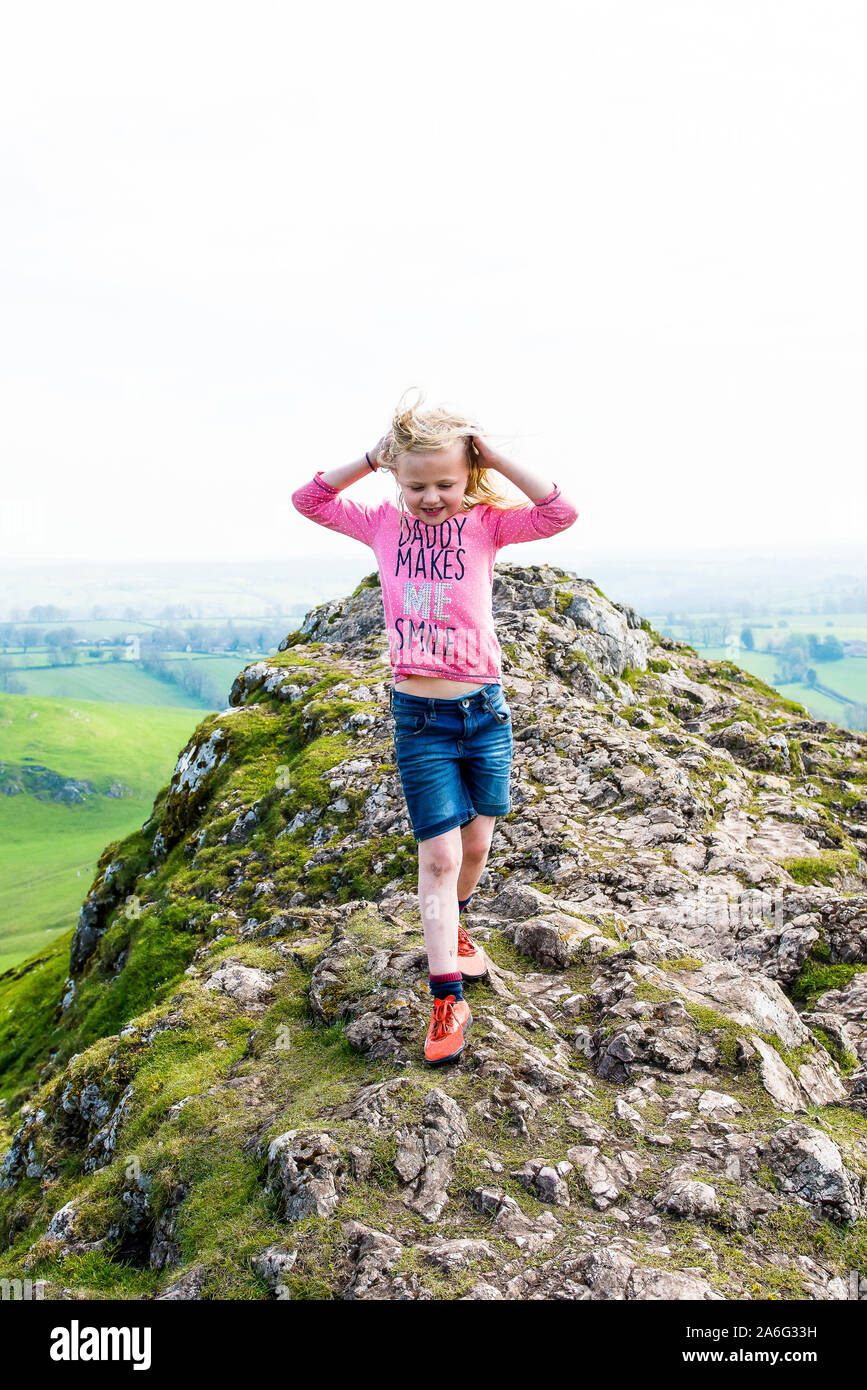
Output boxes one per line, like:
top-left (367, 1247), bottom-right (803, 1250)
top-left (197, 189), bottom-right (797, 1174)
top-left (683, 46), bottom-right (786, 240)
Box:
top-left (377, 386), bottom-right (528, 514)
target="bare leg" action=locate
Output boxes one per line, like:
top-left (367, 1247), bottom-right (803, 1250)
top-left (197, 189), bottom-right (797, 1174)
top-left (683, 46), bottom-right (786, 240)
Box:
top-left (418, 827), bottom-right (463, 975)
top-left (457, 814), bottom-right (496, 904)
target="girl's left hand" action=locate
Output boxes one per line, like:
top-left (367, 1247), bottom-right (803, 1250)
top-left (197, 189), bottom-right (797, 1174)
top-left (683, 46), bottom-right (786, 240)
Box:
top-left (469, 434), bottom-right (501, 470)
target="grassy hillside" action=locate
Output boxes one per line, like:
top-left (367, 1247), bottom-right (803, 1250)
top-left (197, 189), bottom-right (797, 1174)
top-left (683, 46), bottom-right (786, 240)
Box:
top-left (0, 694), bottom-right (202, 971)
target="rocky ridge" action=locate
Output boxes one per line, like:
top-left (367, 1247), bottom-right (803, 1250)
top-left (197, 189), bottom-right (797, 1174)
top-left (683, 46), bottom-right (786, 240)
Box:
top-left (0, 562), bottom-right (866, 1301)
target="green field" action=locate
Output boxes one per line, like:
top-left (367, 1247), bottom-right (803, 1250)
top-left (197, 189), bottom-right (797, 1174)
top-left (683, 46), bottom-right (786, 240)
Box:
top-left (6, 662), bottom-right (213, 708)
top-left (8, 651), bottom-right (54, 667)
top-left (4, 621), bottom-right (148, 641)
top-left (696, 645), bottom-right (866, 726)
top-left (161, 652), bottom-right (255, 693)
top-left (4, 650), bottom-right (263, 708)
top-left (810, 657), bottom-right (867, 703)
top-left (775, 683), bottom-right (849, 723)
top-left (657, 612), bottom-right (867, 637)
top-left (752, 613), bottom-right (867, 641)
top-left (0, 694), bottom-right (203, 972)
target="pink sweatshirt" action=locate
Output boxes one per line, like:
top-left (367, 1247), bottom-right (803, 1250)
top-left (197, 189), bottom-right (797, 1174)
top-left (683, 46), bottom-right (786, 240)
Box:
top-left (291, 470), bottom-right (579, 686)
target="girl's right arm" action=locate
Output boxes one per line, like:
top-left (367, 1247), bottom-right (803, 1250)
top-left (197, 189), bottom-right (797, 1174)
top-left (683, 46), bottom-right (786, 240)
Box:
top-left (290, 439), bottom-right (389, 549)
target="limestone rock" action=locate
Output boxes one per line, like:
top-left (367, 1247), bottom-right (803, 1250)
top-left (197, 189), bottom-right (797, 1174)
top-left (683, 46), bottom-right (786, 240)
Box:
top-left (203, 960), bottom-right (278, 1006)
top-left (576, 1246), bottom-right (723, 1300)
top-left (251, 1244), bottom-right (299, 1295)
top-left (156, 1264), bottom-right (207, 1300)
top-left (394, 1089), bottom-right (468, 1223)
top-left (267, 1130), bottom-right (344, 1222)
top-left (761, 1122), bottom-right (863, 1225)
top-left (652, 1177), bottom-right (721, 1219)
top-left (566, 1146), bottom-right (645, 1210)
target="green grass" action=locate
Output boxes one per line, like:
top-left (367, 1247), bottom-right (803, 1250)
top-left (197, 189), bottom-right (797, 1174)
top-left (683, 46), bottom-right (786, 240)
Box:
top-left (0, 694), bottom-right (202, 971)
top-left (0, 693), bottom-right (200, 785)
top-left (0, 796), bottom-right (159, 970)
top-left (691, 647), bottom-right (781, 684)
top-left (0, 933), bottom-right (72, 1107)
top-left (792, 959), bottom-right (867, 1010)
top-left (780, 850), bottom-right (859, 886)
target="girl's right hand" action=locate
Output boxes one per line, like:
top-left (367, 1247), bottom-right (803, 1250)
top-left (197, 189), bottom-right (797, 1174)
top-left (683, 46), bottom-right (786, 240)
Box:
top-left (368, 433), bottom-right (392, 467)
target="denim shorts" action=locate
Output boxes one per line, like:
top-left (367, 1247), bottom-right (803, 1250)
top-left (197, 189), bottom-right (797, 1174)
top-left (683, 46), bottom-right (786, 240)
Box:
top-left (389, 682), bottom-right (514, 843)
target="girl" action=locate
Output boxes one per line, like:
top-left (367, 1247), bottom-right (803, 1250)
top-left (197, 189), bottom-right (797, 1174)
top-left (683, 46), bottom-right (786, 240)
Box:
top-left (291, 388), bottom-right (579, 1065)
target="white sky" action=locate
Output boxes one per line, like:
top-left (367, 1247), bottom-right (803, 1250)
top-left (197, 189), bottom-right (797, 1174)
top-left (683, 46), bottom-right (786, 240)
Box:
top-left (1, 1), bottom-right (865, 564)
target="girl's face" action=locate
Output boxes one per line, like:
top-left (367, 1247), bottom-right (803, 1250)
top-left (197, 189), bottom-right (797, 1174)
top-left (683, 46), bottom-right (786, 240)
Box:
top-left (396, 442), bottom-right (470, 524)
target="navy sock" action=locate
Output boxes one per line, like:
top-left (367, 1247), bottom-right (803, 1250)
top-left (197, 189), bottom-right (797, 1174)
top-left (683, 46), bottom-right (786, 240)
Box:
top-left (458, 894), bottom-right (473, 914)
top-left (429, 971), bottom-right (463, 1003)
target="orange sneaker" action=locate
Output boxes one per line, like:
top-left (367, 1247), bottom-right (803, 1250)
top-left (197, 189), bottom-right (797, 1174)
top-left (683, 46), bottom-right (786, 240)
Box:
top-left (457, 923), bottom-right (489, 981)
top-left (424, 995), bottom-right (472, 1066)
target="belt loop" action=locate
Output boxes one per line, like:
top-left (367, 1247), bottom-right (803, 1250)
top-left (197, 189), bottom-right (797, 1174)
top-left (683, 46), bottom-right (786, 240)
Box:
top-left (428, 697), bottom-right (436, 723)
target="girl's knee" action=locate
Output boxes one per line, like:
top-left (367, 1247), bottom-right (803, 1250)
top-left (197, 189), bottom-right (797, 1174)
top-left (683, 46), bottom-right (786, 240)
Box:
top-left (419, 839), bottom-right (462, 878)
top-left (461, 815), bottom-right (495, 858)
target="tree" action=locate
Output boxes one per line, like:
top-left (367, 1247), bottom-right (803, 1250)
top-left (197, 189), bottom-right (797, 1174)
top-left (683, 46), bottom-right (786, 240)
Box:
top-left (44, 627), bottom-right (77, 650)
top-left (775, 633), bottom-right (810, 684)
top-left (28, 605), bottom-right (67, 623)
top-left (148, 626), bottom-right (187, 652)
top-left (807, 631), bottom-right (844, 662)
top-left (821, 634), bottom-right (844, 661)
top-left (18, 626), bottom-right (43, 652)
top-left (0, 659), bottom-right (25, 693)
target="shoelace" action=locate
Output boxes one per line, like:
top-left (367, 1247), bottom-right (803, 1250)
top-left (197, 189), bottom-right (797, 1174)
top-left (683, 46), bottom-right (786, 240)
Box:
top-left (430, 996), bottom-right (457, 1039)
top-left (457, 924), bottom-right (476, 956)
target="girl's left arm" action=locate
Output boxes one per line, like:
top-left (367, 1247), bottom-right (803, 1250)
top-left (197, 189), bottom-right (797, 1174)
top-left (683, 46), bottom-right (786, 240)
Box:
top-left (472, 436), bottom-right (579, 550)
